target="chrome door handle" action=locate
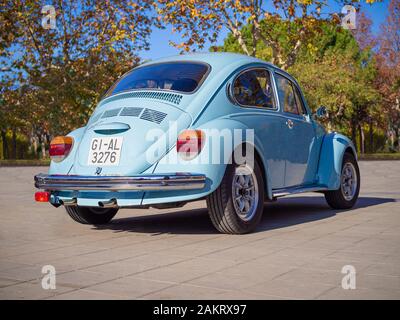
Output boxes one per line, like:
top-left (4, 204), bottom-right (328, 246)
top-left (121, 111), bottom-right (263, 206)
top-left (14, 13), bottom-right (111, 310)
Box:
top-left (286, 119), bottom-right (294, 129)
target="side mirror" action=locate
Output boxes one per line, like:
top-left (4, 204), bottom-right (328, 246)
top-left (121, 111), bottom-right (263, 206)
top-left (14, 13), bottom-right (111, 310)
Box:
top-left (315, 106), bottom-right (328, 119)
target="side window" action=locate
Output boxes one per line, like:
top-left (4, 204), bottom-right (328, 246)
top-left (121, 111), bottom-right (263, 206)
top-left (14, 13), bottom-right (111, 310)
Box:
top-left (232, 69), bottom-right (275, 108)
top-left (275, 74), bottom-right (299, 115)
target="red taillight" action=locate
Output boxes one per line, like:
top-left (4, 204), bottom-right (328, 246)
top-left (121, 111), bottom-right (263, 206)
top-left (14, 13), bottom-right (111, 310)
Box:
top-left (49, 136), bottom-right (73, 162)
top-left (35, 191), bottom-right (50, 202)
top-left (177, 130), bottom-right (205, 160)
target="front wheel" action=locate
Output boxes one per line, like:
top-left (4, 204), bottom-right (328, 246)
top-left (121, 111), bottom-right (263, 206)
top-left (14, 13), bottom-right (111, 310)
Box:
top-left (206, 160), bottom-right (265, 234)
top-left (65, 206), bottom-right (118, 225)
top-left (324, 152), bottom-right (360, 209)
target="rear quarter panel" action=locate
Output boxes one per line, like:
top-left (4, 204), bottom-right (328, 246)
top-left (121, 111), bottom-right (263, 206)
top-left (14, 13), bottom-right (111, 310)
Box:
top-left (143, 117), bottom-right (272, 205)
top-left (48, 127), bottom-right (85, 175)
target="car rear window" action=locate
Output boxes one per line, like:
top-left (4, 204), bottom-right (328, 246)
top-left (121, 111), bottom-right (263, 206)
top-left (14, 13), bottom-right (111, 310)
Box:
top-left (106, 62), bottom-right (210, 96)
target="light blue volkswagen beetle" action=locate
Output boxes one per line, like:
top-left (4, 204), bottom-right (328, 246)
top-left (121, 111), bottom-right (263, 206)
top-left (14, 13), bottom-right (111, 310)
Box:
top-left (34, 53), bottom-right (360, 234)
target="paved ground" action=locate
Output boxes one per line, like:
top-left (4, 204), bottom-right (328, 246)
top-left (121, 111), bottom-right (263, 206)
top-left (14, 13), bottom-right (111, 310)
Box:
top-left (0, 161), bottom-right (399, 300)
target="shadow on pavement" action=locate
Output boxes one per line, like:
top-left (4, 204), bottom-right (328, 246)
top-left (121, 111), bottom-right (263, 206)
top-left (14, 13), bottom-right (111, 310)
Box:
top-left (93, 196), bottom-right (395, 235)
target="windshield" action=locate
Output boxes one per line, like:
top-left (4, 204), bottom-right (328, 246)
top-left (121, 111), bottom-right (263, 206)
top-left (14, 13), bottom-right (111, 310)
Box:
top-left (106, 62), bottom-right (210, 97)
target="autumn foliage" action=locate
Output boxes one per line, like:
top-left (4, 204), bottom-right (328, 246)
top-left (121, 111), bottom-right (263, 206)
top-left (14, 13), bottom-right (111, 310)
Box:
top-left (0, 0), bottom-right (398, 159)
top-left (0, 0), bottom-right (157, 158)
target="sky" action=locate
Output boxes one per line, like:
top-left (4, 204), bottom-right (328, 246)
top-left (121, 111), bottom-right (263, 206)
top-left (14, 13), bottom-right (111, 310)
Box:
top-left (139, 0), bottom-right (391, 60)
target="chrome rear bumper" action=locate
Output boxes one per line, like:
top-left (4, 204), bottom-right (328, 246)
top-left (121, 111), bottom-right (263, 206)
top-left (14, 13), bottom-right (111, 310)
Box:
top-left (34, 173), bottom-right (206, 191)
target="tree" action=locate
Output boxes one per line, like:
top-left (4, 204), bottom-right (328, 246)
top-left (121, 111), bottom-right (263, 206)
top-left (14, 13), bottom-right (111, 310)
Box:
top-left (351, 12), bottom-right (376, 51)
top-left (156, 0), bottom-right (379, 69)
top-left (290, 19), bottom-right (382, 154)
top-left (375, 0), bottom-right (400, 152)
top-left (350, 12), bottom-right (383, 153)
top-left (290, 51), bottom-right (380, 153)
top-left (0, 0), bottom-right (157, 158)
top-left (218, 16), bottom-right (381, 153)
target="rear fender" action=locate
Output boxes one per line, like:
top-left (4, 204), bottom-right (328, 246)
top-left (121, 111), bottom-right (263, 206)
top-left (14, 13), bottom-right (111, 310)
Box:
top-left (143, 118), bottom-right (272, 205)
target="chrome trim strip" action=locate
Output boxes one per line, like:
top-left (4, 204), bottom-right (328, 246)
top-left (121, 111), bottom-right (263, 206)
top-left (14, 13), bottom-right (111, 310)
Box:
top-left (34, 173), bottom-right (206, 191)
top-left (272, 186), bottom-right (328, 197)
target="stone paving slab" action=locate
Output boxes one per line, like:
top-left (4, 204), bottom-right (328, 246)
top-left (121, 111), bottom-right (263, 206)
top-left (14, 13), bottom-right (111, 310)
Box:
top-left (0, 161), bottom-right (399, 299)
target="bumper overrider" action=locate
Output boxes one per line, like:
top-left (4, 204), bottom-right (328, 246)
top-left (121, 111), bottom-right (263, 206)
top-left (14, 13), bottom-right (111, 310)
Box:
top-left (34, 173), bottom-right (206, 191)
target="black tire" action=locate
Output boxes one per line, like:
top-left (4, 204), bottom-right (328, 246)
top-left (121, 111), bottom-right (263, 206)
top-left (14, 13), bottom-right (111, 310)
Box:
top-left (324, 152), bottom-right (360, 209)
top-left (206, 160), bottom-right (265, 234)
top-left (65, 206), bottom-right (118, 224)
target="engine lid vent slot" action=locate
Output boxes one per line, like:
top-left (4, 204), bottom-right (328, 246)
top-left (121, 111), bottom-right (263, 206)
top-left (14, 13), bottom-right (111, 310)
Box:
top-left (102, 108), bottom-right (122, 118)
top-left (120, 107), bottom-right (143, 117)
top-left (140, 108), bottom-right (167, 124)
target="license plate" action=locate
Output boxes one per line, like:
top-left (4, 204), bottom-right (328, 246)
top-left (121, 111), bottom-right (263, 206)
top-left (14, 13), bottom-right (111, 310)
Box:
top-left (88, 137), bottom-right (123, 166)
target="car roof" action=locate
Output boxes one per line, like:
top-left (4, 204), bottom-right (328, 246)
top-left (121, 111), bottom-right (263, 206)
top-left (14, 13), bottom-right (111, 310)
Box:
top-left (140, 52), bottom-right (280, 73)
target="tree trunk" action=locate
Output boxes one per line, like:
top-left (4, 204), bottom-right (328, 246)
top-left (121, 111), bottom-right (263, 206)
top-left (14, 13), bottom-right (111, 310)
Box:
top-left (11, 128), bottom-right (17, 159)
top-left (351, 120), bottom-right (358, 152)
top-left (368, 120), bottom-right (373, 153)
top-left (250, 24), bottom-right (257, 57)
top-left (387, 128), bottom-right (394, 150)
top-left (19, 144), bottom-right (24, 159)
top-left (29, 130), bottom-right (35, 157)
top-left (1, 130), bottom-right (8, 159)
top-left (40, 133), bottom-right (46, 159)
top-left (32, 133), bottom-right (39, 159)
top-left (359, 124), bottom-right (365, 154)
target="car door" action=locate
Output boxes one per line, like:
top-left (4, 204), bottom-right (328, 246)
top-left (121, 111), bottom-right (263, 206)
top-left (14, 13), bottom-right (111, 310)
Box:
top-left (274, 72), bottom-right (318, 187)
top-left (230, 67), bottom-right (287, 189)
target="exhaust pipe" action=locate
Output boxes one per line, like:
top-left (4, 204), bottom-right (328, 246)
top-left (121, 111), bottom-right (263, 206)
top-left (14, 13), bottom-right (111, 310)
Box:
top-left (98, 198), bottom-right (117, 208)
top-left (60, 198), bottom-right (77, 206)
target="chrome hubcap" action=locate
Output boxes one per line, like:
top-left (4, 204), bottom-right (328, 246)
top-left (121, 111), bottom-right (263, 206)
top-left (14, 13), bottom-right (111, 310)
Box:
top-left (232, 165), bottom-right (259, 221)
top-left (341, 162), bottom-right (357, 201)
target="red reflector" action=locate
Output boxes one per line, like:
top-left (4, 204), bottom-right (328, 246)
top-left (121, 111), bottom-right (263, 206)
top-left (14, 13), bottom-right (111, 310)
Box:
top-left (177, 130), bottom-right (205, 156)
top-left (35, 191), bottom-right (50, 202)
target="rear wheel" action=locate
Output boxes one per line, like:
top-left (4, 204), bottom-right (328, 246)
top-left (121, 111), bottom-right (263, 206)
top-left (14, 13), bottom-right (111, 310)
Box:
top-left (65, 206), bottom-right (118, 225)
top-left (324, 152), bottom-right (360, 209)
top-left (206, 160), bottom-right (265, 234)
